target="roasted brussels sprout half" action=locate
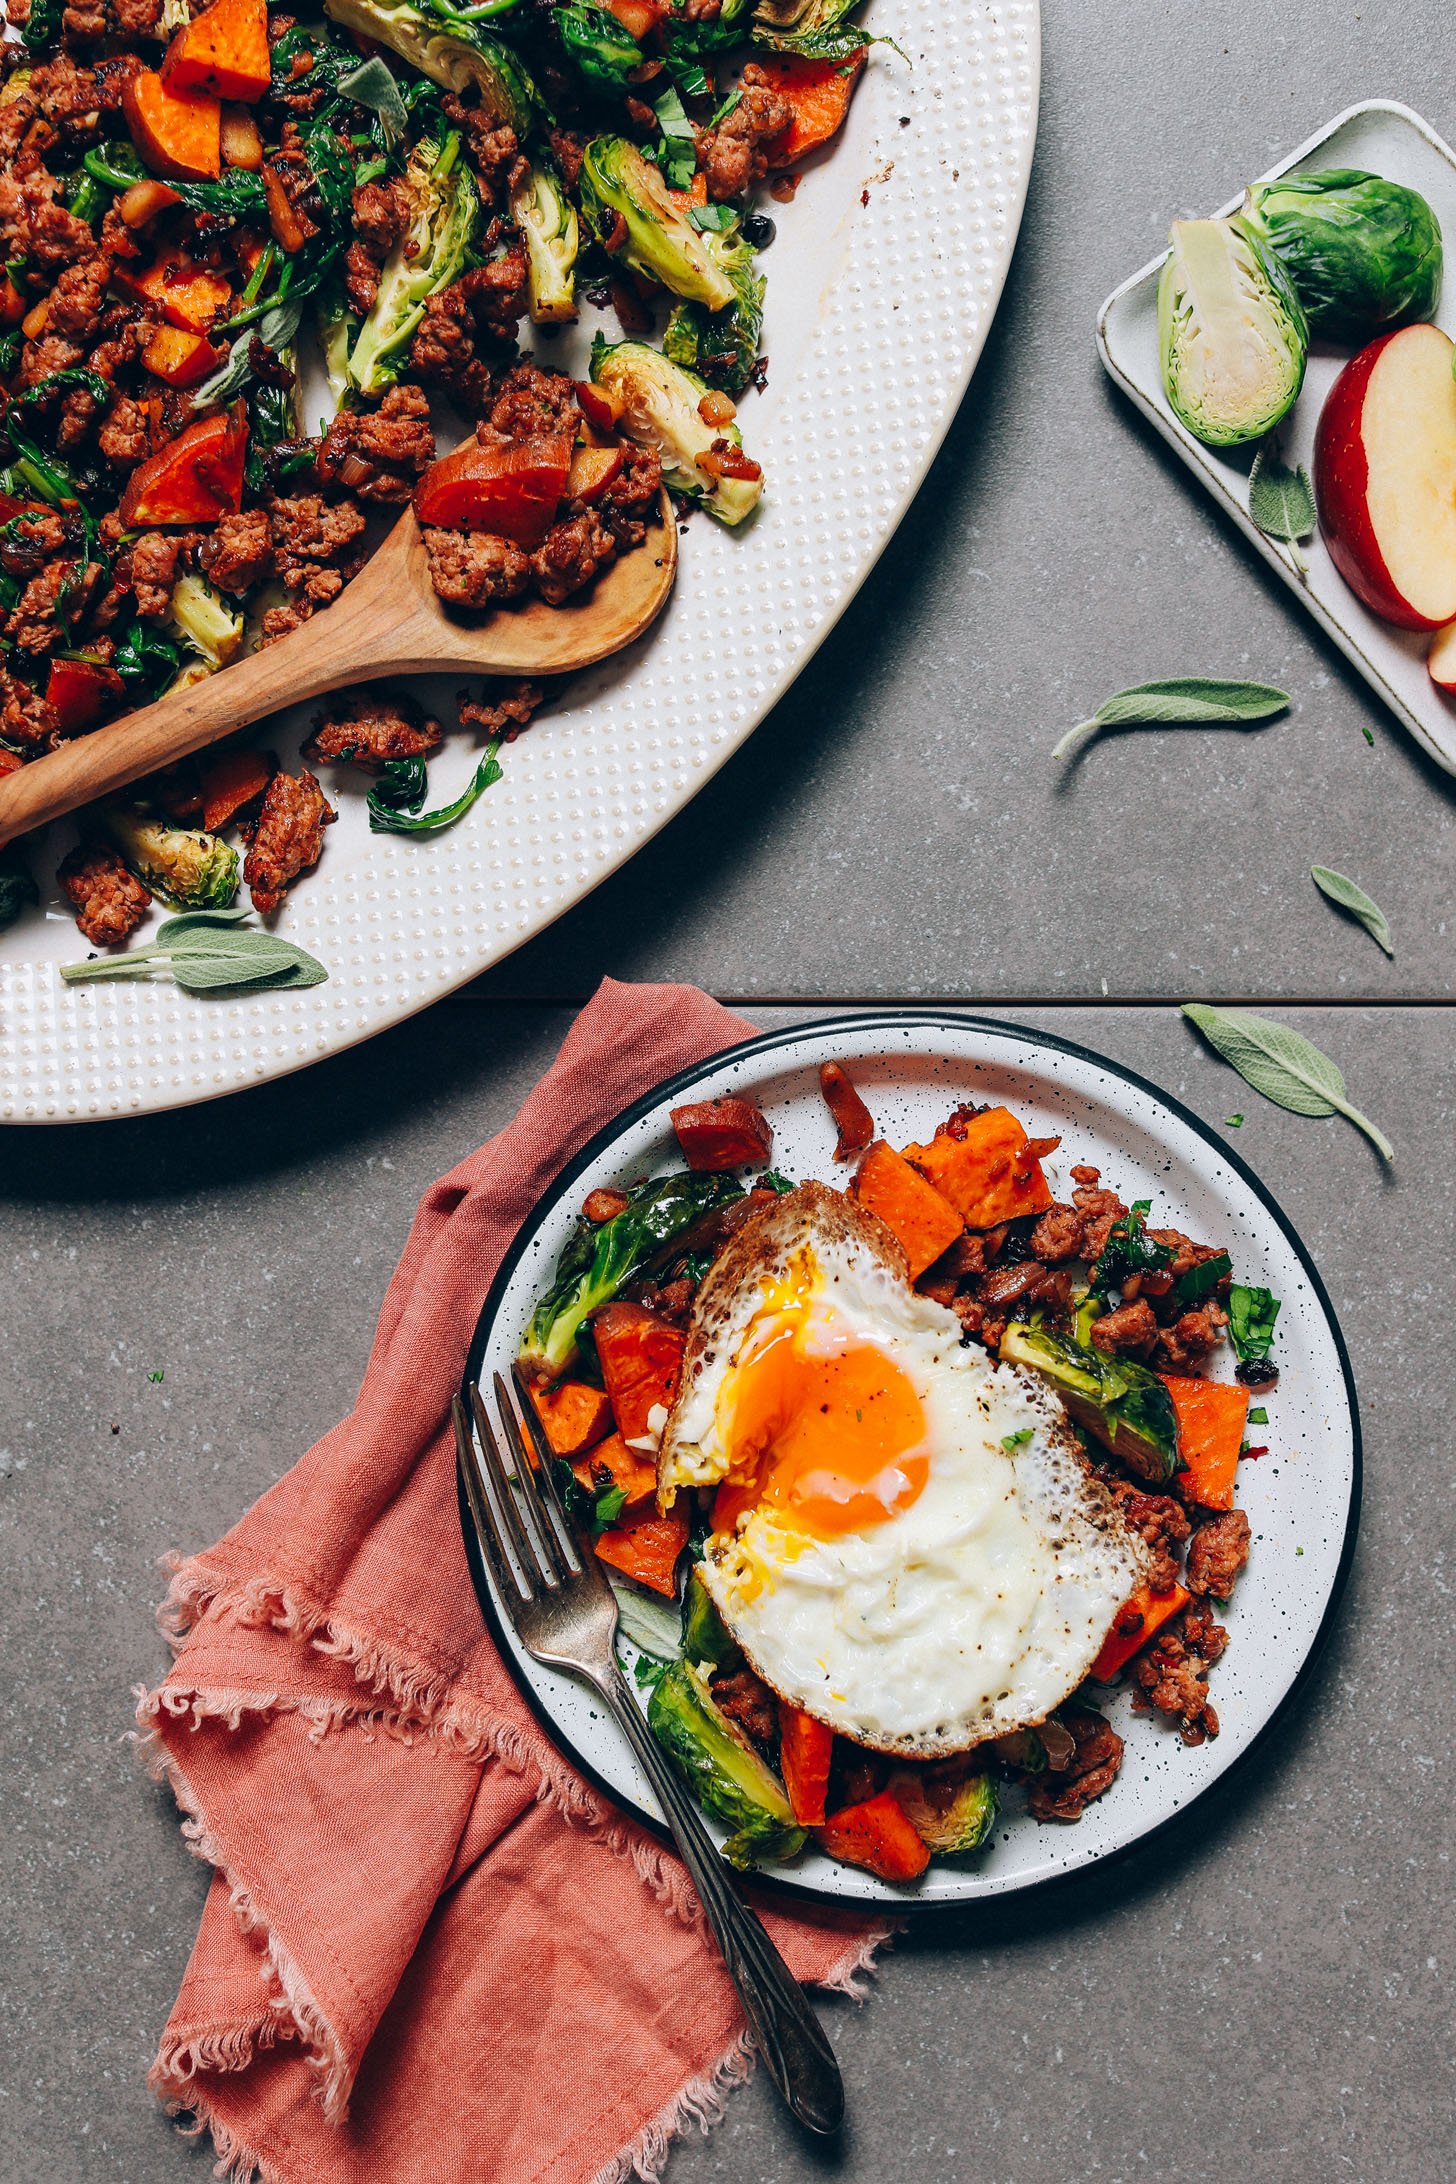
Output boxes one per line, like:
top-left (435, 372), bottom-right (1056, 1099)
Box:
top-left (683, 1569), bottom-right (739, 1670)
top-left (519, 1170), bottom-right (744, 1380)
top-left (648, 1661), bottom-right (805, 1870)
top-left (1241, 168), bottom-right (1442, 341)
top-left (324, 0), bottom-right (537, 133)
top-left (168, 573), bottom-right (244, 671)
top-left (556, 1), bottom-right (642, 90)
top-left (591, 338), bottom-right (764, 526)
top-left (752, 0), bottom-right (864, 56)
top-left (1158, 215), bottom-right (1307, 447)
top-left (889, 1764), bottom-right (999, 1860)
top-left (347, 132), bottom-right (479, 394)
top-left (579, 137), bottom-right (736, 311)
top-left (100, 807), bottom-right (240, 911)
top-left (999, 1320), bottom-right (1181, 1486)
top-left (663, 224), bottom-right (764, 394)
top-left (511, 158), bottom-right (579, 325)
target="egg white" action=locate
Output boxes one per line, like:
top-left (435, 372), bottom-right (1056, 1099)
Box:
top-left (660, 1184), bottom-right (1150, 1756)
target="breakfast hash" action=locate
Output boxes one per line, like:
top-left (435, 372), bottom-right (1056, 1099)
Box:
top-left (513, 1058), bottom-right (1281, 1883)
top-left (0, 0), bottom-right (876, 938)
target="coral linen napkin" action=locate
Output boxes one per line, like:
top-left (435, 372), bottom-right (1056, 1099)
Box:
top-left (139, 979), bottom-right (889, 2184)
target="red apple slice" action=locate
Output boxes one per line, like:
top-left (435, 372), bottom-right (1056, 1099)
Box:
top-left (1429, 621), bottom-right (1456, 690)
top-left (1315, 322), bottom-right (1456, 630)
top-left (566, 443), bottom-right (624, 505)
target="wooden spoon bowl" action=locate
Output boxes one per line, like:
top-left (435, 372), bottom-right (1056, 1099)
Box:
top-left (0, 492), bottom-right (678, 844)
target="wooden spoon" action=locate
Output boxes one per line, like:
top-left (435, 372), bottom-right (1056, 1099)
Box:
top-left (0, 493), bottom-right (677, 843)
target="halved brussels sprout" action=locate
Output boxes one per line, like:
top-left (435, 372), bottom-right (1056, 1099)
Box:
top-left (511, 159), bottom-right (579, 325)
top-left (1241, 168), bottom-right (1442, 341)
top-left (999, 1320), bottom-right (1181, 1486)
top-left (591, 337), bottom-right (763, 526)
top-left (647, 1660), bottom-right (805, 1869)
top-left (323, 0), bottom-right (537, 133)
top-left (1158, 215), bottom-right (1307, 447)
top-left (683, 1568), bottom-right (739, 1669)
top-left (579, 137), bottom-right (735, 312)
top-left (169, 573), bottom-right (244, 670)
top-left (663, 224), bottom-right (764, 395)
top-left (556, 1), bottom-right (642, 90)
top-left (100, 807), bottom-right (239, 911)
top-left (752, 0), bottom-right (864, 55)
top-left (347, 133), bottom-right (479, 395)
top-left (888, 1763), bottom-right (999, 1861)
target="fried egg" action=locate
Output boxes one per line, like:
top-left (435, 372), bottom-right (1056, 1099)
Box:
top-left (659, 1183), bottom-right (1150, 1756)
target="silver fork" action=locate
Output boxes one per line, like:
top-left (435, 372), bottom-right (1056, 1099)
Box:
top-left (454, 1370), bottom-right (844, 2138)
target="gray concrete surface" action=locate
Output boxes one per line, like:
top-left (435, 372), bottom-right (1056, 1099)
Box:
top-left (474, 0), bottom-right (1456, 1005)
top-left (3, 1000), bottom-right (1451, 2184)
top-left (5, 2), bottom-right (1456, 2180)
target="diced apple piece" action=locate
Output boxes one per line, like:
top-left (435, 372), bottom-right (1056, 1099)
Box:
top-left (142, 324), bottom-right (224, 389)
top-left (1314, 322), bottom-right (1456, 631)
top-left (220, 104), bottom-right (264, 170)
top-left (566, 443), bottom-right (624, 505)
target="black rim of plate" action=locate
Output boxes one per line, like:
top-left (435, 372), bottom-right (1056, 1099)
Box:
top-left (458, 1009), bottom-right (1363, 1914)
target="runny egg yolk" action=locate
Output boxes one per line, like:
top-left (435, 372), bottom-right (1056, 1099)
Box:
top-left (711, 1291), bottom-right (929, 1540)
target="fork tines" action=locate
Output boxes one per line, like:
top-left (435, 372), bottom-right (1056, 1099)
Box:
top-left (455, 1370), bottom-right (585, 1607)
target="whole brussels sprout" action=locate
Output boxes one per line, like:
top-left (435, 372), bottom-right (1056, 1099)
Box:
top-left (1241, 168), bottom-right (1442, 341)
top-left (1157, 215), bottom-right (1308, 447)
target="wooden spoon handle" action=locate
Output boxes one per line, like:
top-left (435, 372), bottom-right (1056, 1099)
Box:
top-left (0, 585), bottom-right (395, 845)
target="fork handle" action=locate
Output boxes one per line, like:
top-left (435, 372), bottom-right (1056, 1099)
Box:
top-left (590, 1663), bottom-right (845, 2137)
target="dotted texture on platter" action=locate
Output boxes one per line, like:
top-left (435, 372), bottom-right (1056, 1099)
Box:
top-left (0, 1), bottom-right (1040, 1123)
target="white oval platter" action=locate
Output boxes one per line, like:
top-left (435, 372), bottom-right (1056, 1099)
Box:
top-left (0, 2), bottom-right (1040, 1123)
top-left (462, 1013), bottom-right (1360, 1909)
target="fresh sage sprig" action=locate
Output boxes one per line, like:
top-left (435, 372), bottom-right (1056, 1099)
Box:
top-left (1182, 1003), bottom-right (1393, 1162)
top-left (60, 907), bottom-right (328, 994)
top-left (1249, 441), bottom-right (1316, 574)
top-left (367, 739), bottom-right (504, 836)
top-left (336, 55), bottom-right (408, 148)
top-left (1052, 679), bottom-right (1290, 760)
top-left (1310, 865), bottom-right (1394, 957)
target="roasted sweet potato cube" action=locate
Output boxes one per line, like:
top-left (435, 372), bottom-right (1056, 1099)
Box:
top-left (123, 70), bottom-right (221, 183)
top-left (530, 1378), bottom-right (615, 1459)
top-left (902, 1107), bottom-right (1056, 1230)
top-left (852, 1139), bottom-right (962, 1279)
top-left (161, 0), bottom-right (270, 103)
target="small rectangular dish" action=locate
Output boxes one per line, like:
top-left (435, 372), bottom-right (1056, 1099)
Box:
top-left (1098, 98), bottom-right (1456, 777)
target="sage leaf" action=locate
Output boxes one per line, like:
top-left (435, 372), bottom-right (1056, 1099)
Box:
top-left (1052, 678), bottom-right (1289, 760)
top-left (1182, 1003), bottom-right (1393, 1163)
top-left (336, 56), bottom-right (408, 149)
top-left (60, 910), bottom-right (328, 994)
top-left (1249, 441), bottom-right (1316, 570)
top-left (1310, 865), bottom-right (1394, 957)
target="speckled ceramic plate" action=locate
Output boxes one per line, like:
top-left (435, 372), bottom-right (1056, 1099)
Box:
top-left (1099, 99), bottom-right (1456, 778)
top-left (0, 2), bottom-right (1040, 1124)
top-left (461, 1014), bottom-right (1360, 1908)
